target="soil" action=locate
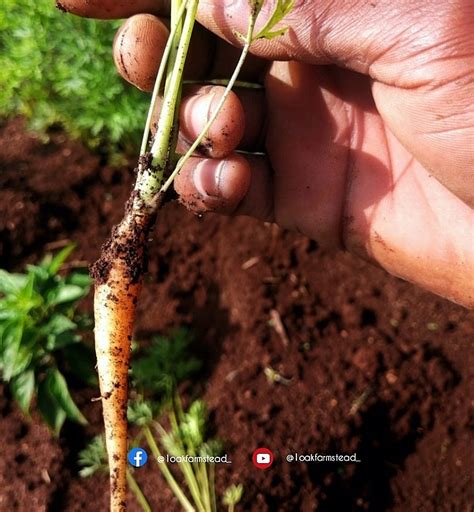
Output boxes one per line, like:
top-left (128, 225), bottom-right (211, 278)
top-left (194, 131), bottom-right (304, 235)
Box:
top-left (0, 117), bottom-right (473, 512)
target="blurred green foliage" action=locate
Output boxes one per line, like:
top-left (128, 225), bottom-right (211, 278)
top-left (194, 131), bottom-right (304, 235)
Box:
top-left (0, 245), bottom-right (94, 434)
top-left (0, 0), bottom-right (149, 152)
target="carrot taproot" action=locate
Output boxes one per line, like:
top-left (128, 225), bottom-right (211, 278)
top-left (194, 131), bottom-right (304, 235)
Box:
top-left (91, 210), bottom-right (152, 511)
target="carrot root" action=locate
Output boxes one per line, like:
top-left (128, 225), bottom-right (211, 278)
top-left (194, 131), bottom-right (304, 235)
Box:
top-left (92, 211), bottom-right (152, 511)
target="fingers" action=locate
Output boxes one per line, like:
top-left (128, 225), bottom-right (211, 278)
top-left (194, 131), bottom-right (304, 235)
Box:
top-left (112, 13), bottom-right (267, 88)
top-left (113, 15), bottom-right (169, 92)
top-left (148, 84), bottom-right (265, 157)
top-left (56, 0), bottom-right (169, 18)
top-left (173, 153), bottom-right (273, 220)
top-left (174, 154), bottom-right (250, 214)
top-left (178, 86), bottom-right (245, 158)
top-left (197, 0), bottom-right (474, 206)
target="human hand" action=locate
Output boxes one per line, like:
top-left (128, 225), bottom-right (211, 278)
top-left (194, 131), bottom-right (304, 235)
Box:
top-left (59, 0), bottom-right (474, 308)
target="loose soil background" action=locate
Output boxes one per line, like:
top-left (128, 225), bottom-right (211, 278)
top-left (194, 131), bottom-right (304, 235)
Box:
top-left (0, 118), bottom-right (472, 511)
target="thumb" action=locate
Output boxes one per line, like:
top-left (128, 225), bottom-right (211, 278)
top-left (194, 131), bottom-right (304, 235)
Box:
top-left (196, 0), bottom-right (450, 70)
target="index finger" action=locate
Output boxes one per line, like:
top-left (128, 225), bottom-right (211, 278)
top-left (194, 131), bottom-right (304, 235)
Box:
top-left (56, 0), bottom-right (170, 19)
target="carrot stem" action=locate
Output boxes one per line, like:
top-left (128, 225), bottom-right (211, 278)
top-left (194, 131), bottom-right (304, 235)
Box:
top-left (126, 470), bottom-right (152, 512)
top-left (159, 13), bottom-right (257, 194)
top-left (144, 425), bottom-right (195, 512)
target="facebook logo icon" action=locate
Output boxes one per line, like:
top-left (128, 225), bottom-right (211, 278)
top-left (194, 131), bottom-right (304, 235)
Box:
top-left (128, 447), bottom-right (148, 468)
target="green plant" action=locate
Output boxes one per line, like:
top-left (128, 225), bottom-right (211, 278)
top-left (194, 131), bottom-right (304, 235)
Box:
top-left (142, 397), bottom-right (226, 512)
top-left (131, 395), bottom-right (240, 512)
top-left (131, 328), bottom-right (201, 397)
top-left (222, 484), bottom-right (244, 512)
top-left (0, 0), bottom-right (149, 152)
top-left (129, 332), bottom-right (238, 512)
top-left (0, 244), bottom-right (93, 434)
top-left (127, 328), bottom-right (201, 425)
top-left (78, 434), bottom-right (108, 478)
top-left (79, 434), bottom-right (152, 512)
top-left (82, 331), bottom-right (242, 511)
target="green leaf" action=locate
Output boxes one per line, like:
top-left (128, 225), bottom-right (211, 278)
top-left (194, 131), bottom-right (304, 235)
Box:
top-left (200, 438), bottom-right (223, 458)
top-left (223, 484), bottom-right (243, 507)
top-left (48, 284), bottom-right (87, 305)
top-left (16, 272), bottom-right (36, 303)
top-left (45, 314), bottom-right (77, 336)
top-left (131, 329), bottom-right (201, 396)
top-left (63, 343), bottom-right (97, 386)
top-left (160, 429), bottom-right (183, 457)
top-left (127, 399), bottom-right (154, 426)
top-left (11, 370), bottom-right (35, 414)
top-left (1, 320), bottom-right (25, 381)
top-left (25, 264), bottom-right (49, 283)
top-left (254, 0), bottom-right (294, 40)
top-left (66, 272), bottom-right (91, 289)
top-left (46, 244), bottom-right (75, 275)
top-left (38, 376), bottom-right (67, 435)
top-left (180, 400), bottom-right (207, 449)
top-left (43, 317), bottom-right (79, 352)
top-left (78, 435), bottom-right (108, 477)
top-left (7, 346), bottom-right (34, 380)
top-left (0, 270), bottom-right (28, 295)
top-left (46, 368), bottom-right (87, 425)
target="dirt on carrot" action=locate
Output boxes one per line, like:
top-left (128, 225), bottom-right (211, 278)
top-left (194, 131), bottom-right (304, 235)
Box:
top-left (91, 204), bottom-right (156, 511)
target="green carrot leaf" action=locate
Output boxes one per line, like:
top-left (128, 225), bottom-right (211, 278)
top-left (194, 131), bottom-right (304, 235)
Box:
top-left (254, 0), bottom-right (294, 40)
top-left (78, 435), bottom-right (108, 478)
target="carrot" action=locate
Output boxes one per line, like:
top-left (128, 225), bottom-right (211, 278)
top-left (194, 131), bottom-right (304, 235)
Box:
top-left (90, 1), bottom-right (198, 507)
top-left (91, 210), bottom-right (152, 511)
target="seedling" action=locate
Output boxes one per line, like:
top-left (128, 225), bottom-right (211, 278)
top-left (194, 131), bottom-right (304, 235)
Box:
top-left (60, 0), bottom-right (295, 508)
top-left (0, 244), bottom-right (93, 434)
top-left (81, 332), bottom-right (242, 511)
top-left (79, 434), bottom-right (108, 478)
top-left (131, 328), bottom-right (201, 398)
top-left (222, 484), bottom-right (244, 512)
top-left (145, 398), bottom-right (225, 512)
top-left (129, 332), bottom-right (222, 512)
top-left (79, 434), bottom-right (152, 512)
top-left (131, 396), bottom-right (243, 512)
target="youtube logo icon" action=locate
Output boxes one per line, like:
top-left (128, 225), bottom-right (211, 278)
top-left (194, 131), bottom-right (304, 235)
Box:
top-left (252, 448), bottom-right (274, 470)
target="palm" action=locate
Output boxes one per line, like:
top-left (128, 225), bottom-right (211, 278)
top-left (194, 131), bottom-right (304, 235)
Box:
top-left (244, 60), bottom-right (472, 304)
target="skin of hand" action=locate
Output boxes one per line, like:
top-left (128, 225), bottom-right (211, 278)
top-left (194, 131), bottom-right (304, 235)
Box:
top-left (59, 0), bottom-right (474, 308)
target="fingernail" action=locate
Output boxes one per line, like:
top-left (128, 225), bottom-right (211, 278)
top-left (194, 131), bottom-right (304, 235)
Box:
top-left (194, 159), bottom-right (227, 199)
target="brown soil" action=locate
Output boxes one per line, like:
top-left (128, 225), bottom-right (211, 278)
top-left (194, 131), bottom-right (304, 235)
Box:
top-left (0, 117), bottom-right (473, 512)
